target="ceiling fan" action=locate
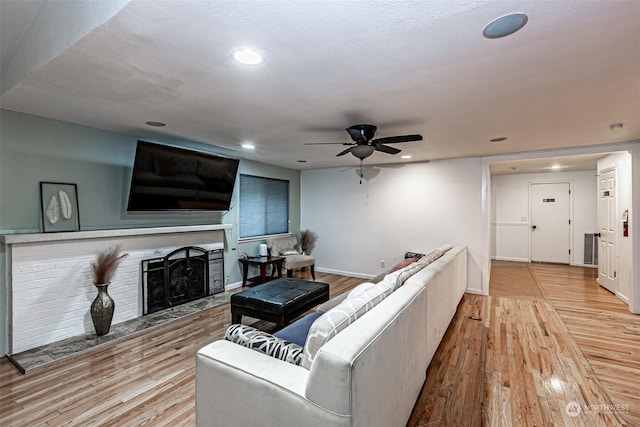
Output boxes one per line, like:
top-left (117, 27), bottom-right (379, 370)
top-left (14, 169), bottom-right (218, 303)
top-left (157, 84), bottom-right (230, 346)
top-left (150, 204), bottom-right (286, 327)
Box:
top-left (306, 124), bottom-right (423, 184)
top-left (305, 124), bottom-right (423, 160)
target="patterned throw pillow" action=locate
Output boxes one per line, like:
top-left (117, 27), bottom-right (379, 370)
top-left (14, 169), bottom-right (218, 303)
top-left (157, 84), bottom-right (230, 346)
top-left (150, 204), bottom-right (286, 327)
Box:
top-left (394, 261), bottom-right (428, 289)
top-left (387, 245), bottom-right (455, 289)
top-left (404, 251), bottom-right (425, 259)
top-left (301, 281), bottom-right (393, 369)
top-left (346, 282), bottom-right (377, 299)
top-left (415, 244), bottom-right (453, 267)
top-left (225, 324), bottom-right (304, 366)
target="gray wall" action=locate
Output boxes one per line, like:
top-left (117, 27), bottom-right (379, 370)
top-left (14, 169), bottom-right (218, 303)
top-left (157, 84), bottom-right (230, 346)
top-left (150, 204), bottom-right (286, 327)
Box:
top-left (0, 109), bottom-right (300, 355)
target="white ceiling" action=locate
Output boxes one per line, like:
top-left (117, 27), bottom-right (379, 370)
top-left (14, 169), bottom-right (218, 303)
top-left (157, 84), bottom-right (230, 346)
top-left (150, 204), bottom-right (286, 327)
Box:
top-left (1, 0), bottom-right (639, 170)
top-left (489, 153), bottom-right (610, 175)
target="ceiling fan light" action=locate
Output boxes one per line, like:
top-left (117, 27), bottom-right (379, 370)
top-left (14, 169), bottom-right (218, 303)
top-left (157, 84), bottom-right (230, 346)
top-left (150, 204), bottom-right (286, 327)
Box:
top-left (351, 145), bottom-right (375, 160)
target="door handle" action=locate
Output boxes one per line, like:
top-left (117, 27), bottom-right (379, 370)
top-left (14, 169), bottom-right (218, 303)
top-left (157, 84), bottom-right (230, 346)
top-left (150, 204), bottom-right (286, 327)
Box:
top-left (532, 225), bottom-right (537, 230)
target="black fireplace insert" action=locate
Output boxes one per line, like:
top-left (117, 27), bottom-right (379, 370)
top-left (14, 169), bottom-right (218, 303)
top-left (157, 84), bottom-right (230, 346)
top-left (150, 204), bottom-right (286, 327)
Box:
top-left (142, 246), bottom-right (223, 315)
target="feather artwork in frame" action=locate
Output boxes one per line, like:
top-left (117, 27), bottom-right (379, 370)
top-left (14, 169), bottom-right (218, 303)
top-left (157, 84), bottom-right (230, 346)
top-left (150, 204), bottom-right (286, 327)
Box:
top-left (40, 182), bottom-right (80, 232)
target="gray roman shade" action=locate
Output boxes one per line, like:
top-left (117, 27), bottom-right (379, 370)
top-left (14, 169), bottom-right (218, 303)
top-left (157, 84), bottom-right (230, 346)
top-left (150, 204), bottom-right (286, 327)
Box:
top-left (239, 174), bottom-right (289, 238)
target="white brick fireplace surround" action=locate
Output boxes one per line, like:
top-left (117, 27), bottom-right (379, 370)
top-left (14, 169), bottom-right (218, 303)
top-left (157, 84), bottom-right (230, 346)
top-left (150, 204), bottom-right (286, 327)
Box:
top-left (1, 224), bottom-right (230, 354)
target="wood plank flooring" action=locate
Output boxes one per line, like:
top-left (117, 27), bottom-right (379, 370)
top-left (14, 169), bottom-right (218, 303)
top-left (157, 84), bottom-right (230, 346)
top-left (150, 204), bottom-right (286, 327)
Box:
top-left (1, 265), bottom-right (638, 426)
top-left (530, 263), bottom-right (640, 426)
top-left (410, 261), bottom-right (638, 426)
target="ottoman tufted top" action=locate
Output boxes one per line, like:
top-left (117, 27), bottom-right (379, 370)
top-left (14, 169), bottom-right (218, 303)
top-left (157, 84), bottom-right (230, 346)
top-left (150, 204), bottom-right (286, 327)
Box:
top-left (231, 278), bottom-right (329, 316)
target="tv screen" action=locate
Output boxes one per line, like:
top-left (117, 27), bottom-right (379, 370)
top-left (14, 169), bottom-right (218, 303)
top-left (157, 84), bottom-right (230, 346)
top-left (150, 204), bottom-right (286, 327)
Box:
top-left (127, 141), bottom-right (239, 211)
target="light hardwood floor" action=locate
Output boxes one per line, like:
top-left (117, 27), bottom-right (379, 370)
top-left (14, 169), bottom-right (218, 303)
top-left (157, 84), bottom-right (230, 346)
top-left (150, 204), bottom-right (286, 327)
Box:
top-left (1, 265), bottom-right (638, 426)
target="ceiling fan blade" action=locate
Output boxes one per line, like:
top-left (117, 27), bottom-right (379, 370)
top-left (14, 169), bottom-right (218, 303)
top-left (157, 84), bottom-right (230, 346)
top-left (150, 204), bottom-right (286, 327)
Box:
top-left (373, 134), bottom-right (423, 144)
top-left (346, 127), bottom-right (367, 143)
top-left (336, 147), bottom-right (354, 156)
top-left (304, 142), bottom-right (354, 145)
top-left (374, 144), bottom-right (401, 155)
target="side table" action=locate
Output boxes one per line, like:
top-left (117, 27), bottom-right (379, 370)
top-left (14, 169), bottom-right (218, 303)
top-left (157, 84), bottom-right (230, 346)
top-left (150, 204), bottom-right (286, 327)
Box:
top-left (239, 256), bottom-right (286, 287)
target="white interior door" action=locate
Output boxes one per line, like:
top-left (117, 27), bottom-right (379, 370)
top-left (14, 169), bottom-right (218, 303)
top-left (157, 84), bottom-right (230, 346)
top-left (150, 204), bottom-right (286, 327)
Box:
top-left (598, 169), bottom-right (616, 293)
top-left (530, 183), bottom-right (570, 263)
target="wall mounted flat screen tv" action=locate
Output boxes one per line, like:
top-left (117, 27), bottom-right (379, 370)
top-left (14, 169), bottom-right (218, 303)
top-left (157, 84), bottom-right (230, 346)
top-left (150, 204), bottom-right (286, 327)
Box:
top-left (127, 141), bottom-right (239, 211)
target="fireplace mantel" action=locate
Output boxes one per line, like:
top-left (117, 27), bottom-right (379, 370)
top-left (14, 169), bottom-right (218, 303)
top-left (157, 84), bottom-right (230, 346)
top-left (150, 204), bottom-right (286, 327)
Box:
top-left (1, 224), bottom-right (232, 245)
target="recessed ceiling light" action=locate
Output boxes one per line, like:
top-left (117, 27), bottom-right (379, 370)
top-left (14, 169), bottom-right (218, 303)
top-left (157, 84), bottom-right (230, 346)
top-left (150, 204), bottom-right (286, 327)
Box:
top-left (241, 142), bottom-right (255, 149)
top-left (483, 13), bottom-right (528, 39)
top-left (145, 121), bottom-right (166, 127)
top-left (551, 164), bottom-right (561, 170)
top-left (609, 123), bottom-right (624, 131)
top-left (232, 48), bottom-right (264, 65)
top-left (490, 137), bottom-right (508, 143)
top-left (401, 155), bottom-right (412, 159)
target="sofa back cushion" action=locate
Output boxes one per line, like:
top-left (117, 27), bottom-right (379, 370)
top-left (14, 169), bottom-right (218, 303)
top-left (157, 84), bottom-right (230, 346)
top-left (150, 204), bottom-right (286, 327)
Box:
top-left (301, 281), bottom-right (394, 369)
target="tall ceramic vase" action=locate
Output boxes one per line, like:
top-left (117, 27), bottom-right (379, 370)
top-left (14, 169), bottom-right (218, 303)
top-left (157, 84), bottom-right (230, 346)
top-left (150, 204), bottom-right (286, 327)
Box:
top-left (91, 283), bottom-right (115, 336)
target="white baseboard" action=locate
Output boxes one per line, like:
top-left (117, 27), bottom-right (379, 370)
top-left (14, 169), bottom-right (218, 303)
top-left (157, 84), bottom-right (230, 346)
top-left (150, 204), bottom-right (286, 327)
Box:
top-left (616, 291), bottom-right (630, 304)
top-left (315, 267), bottom-right (373, 280)
top-left (225, 281), bottom-right (243, 291)
top-left (493, 256), bottom-right (529, 263)
top-left (571, 262), bottom-right (598, 269)
top-left (465, 287), bottom-right (486, 295)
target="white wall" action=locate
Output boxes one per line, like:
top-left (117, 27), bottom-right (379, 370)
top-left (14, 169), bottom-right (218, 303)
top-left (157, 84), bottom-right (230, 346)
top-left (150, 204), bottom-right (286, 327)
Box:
top-left (491, 170), bottom-right (598, 266)
top-left (301, 158), bottom-right (486, 294)
top-left (598, 152), bottom-right (633, 304)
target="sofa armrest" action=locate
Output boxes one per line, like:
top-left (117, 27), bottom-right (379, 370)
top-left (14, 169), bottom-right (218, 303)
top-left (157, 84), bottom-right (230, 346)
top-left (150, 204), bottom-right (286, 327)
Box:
top-left (196, 340), bottom-right (350, 427)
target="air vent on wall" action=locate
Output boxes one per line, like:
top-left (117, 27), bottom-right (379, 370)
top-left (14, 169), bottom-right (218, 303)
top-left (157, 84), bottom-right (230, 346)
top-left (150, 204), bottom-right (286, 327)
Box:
top-left (583, 233), bottom-right (599, 265)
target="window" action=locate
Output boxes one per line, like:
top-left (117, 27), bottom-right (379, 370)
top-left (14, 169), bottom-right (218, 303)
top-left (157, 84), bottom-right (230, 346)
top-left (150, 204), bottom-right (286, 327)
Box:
top-left (239, 174), bottom-right (289, 239)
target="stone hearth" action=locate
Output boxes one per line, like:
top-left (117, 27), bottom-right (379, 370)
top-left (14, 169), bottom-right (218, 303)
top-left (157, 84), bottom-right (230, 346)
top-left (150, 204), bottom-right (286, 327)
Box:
top-left (8, 290), bottom-right (231, 373)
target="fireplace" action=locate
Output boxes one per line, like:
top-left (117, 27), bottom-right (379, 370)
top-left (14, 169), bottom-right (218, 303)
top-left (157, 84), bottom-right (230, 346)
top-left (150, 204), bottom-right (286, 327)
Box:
top-left (2, 224), bottom-right (229, 354)
top-left (142, 246), bottom-right (224, 315)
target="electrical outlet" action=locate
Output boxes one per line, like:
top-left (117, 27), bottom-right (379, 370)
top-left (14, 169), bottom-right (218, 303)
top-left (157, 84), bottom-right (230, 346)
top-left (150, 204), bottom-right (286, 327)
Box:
top-left (380, 260), bottom-right (385, 268)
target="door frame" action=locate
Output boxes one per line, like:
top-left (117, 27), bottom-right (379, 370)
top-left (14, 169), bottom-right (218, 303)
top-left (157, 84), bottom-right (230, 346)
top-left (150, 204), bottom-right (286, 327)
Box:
top-left (528, 179), bottom-right (574, 263)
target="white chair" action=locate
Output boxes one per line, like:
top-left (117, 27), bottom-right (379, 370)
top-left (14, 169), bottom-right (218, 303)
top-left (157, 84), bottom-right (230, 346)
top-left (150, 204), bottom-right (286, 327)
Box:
top-left (266, 235), bottom-right (315, 279)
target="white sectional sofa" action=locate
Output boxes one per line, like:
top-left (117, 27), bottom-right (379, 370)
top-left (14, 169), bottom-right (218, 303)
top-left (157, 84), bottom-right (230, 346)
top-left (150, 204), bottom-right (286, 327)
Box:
top-left (196, 245), bottom-right (467, 427)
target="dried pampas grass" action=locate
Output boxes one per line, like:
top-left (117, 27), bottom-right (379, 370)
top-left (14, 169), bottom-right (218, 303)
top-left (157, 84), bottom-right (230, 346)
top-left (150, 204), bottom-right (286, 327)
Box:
top-left (300, 230), bottom-right (317, 255)
top-left (91, 245), bottom-right (128, 284)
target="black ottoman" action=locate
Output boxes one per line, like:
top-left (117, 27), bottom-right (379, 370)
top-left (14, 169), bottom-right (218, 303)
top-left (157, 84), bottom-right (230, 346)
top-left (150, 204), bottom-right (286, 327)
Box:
top-left (230, 278), bottom-right (330, 327)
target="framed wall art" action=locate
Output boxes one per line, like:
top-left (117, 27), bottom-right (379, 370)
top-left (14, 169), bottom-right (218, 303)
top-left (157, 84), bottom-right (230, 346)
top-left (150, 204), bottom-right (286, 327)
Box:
top-left (40, 182), bottom-right (80, 232)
